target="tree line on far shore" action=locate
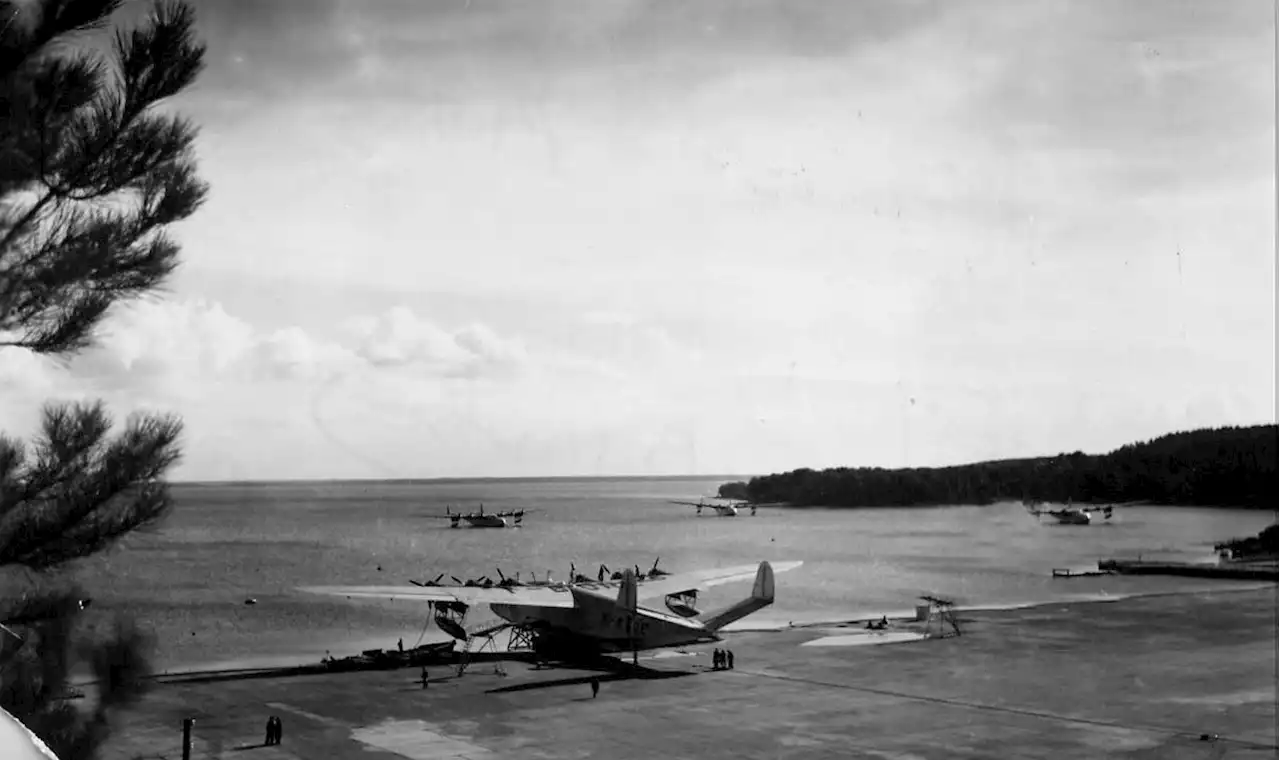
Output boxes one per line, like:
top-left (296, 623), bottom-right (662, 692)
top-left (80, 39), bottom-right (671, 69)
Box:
top-left (718, 425), bottom-right (1278, 509)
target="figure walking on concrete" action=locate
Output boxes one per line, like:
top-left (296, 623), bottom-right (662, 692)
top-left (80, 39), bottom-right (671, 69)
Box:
top-left (727, 650), bottom-right (735, 670)
top-left (274, 716), bottom-right (283, 745)
top-left (590, 678), bottom-right (600, 698)
top-left (421, 666), bottom-right (430, 689)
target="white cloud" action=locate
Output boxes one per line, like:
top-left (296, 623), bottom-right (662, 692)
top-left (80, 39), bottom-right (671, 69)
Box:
top-left (0, 298), bottom-right (537, 444)
top-left (342, 306), bottom-right (528, 378)
top-left (64, 298), bottom-right (361, 396)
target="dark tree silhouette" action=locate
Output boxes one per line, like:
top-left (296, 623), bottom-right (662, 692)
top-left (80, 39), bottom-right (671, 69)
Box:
top-left (0, 0), bottom-right (206, 756)
top-left (730, 425), bottom-right (1278, 510)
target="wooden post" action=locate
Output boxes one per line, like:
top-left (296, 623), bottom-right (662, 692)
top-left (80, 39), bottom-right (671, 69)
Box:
top-left (181, 718), bottom-right (194, 760)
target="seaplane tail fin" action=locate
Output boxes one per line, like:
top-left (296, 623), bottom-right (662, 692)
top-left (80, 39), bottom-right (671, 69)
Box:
top-left (701, 561), bottom-right (774, 633)
top-left (616, 568), bottom-right (638, 612)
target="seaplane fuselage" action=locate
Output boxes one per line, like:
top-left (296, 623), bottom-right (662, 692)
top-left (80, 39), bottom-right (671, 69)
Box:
top-left (455, 514), bottom-right (507, 528)
top-left (492, 589), bottom-right (716, 652)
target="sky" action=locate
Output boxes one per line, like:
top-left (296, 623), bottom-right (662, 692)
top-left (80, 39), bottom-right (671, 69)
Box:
top-left (0, 0), bottom-right (1275, 481)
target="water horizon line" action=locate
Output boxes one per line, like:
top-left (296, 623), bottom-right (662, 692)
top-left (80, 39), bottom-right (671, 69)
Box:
top-left (171, 473), bottom-right (758, 487)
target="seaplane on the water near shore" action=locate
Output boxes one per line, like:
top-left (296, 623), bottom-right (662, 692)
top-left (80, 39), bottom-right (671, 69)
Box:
top-left (670, 498), bottom-right (782, 517)
top-left (425, 505), bottom-right (533, 528)
top-left (1023, 499), bottom-right (1113, 526)
top-left (299, 560), bottom-right (801, 665)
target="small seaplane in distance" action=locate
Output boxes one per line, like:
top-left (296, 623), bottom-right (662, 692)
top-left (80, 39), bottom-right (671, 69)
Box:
top-left (670, 498), bottom-right (776, 516)
top-left (1024, 499), bottom-right (1113, 526)
top-left (299, 560), bottom-right (802, 665)
top-left (424, 504), bottom-right (532, 529)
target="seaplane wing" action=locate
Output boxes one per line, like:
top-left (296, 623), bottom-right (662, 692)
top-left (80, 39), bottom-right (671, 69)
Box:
top-left (297, 584), bottom-right (578, 608)
top-left (299, 561), bottom-right (803, 609)
top-left (634, 561), bottom-right (803, 600)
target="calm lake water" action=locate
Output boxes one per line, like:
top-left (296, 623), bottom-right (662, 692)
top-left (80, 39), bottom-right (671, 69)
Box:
top-left (66, 477), bottom-right (1277, 673)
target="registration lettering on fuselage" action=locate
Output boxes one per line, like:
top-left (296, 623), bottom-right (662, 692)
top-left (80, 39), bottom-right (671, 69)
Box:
top-left (599, 611), bottom-right (649, 637)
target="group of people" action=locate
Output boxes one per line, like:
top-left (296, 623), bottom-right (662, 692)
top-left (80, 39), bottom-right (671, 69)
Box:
top-left (711, 648), bottom-right (734, 670)
top-left (263, 715), bottom-right (283, 746)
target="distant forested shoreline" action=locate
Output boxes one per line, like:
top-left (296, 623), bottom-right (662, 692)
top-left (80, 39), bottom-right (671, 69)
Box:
top-left (719, 425), bottom-right (1278, 509)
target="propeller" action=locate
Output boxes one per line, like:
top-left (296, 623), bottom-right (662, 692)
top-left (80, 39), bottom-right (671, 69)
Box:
top-left (649, 557), bottom-right (669, 577)
top-left (451, 575), bottom-right (463, 585)
top-left (412, 572), bottom-right (445, 587)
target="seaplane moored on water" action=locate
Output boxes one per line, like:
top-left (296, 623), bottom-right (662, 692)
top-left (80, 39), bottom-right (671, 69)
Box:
top-left (1024, 499), bottom-right (1113, 526)
top-left (299, 560), bottom-right (802, 664)
top-left (670, 498), bottom-right (779, 517)
top-left (426, 505), bottom-right (532, 529)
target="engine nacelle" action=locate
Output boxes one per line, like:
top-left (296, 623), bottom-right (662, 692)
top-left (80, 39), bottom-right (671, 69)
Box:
top-left (664, 591), bottom-right (701, 618)
top-left (432, 600), bottom-right (470, 640)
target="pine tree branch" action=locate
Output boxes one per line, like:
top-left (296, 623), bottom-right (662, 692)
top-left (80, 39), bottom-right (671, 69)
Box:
top-left (1, 4), bottom-right (203, 758)
top-left (0, 0), bottom-right (122, 78)
top-left (1, 0), bottom-right (205, 273)
top-left (0, 408), bottom-right (181, 570)
top-left (0, 402), bottom-right (110, 514)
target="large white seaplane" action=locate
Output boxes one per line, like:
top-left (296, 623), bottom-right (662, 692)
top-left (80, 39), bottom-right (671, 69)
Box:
top-left (300, 560), bottom-right (801, 664)
top-left (670, 499), bottom-right (768, 517)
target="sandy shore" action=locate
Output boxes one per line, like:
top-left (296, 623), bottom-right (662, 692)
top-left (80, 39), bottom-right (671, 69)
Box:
top-left (98, 585), bottom-right (1277, 759)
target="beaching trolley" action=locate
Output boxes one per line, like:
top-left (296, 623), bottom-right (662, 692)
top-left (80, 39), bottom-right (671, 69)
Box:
top-left (456, 622), bottom-right (516, 678)
top-left (919, 595), bottom-right (963, 639)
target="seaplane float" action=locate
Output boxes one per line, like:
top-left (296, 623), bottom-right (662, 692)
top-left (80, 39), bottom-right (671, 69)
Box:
top-left (425, 505), bottom-right (532, 528)
top-left (1024, 500), bottom-right (1114, 526)
top-left (299, 559), bottom-right (802, 665)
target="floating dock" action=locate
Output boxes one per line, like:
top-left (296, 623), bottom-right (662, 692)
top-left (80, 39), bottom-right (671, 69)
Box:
top-left (1051, 568), bottom-right (1112, 578)
top-left (1097, 559), bottom-right (1278, 582)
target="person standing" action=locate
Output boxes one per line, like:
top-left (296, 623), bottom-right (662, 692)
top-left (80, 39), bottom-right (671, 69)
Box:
top-left (726, 650), bottom-right (735, 670)
top-left (590, 678), bottom-right (600, 698)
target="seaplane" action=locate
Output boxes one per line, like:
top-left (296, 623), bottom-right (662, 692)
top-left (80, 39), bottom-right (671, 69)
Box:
top-left (427, 505), bottom-right (531, 529)
top-left (1024, 500), bottom-right (1113, 526)
top-left (299, 559), bottom-right (801, 665)
top-left (671, 499), bottom-right (758, 517)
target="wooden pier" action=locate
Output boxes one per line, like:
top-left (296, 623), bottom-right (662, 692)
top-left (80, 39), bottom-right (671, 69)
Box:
top-left (1051, 568), bottom-right (1112, 578)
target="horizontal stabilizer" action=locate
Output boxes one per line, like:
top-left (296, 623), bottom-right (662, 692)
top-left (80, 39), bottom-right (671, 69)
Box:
top-left (701, 561), bottom-right (776, 633)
